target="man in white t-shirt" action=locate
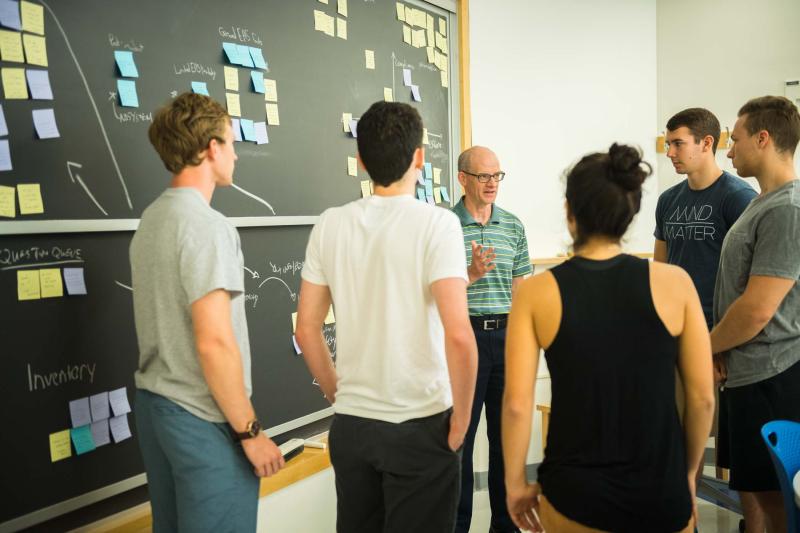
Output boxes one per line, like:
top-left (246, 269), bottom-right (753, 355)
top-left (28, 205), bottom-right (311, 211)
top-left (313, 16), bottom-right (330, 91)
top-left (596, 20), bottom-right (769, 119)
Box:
top-left (296, 101), bottom-right (478, 532)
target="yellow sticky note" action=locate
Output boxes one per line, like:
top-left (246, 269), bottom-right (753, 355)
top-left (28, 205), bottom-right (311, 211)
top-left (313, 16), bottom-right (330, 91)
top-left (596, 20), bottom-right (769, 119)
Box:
top-left (2, 67), bottom-right (27, 99)
top-left (336, 18), bottom-right (347, 40)
top-left (263, 78), bottom-right (278, 102)
top-left (435, 32), bottom-right (448, 54)
top-left (415, 29), bottom-right (427, 48)
top-left (347, 156), bottom-right (357, 177)
top-left (50, 430), bottom-right (72, 462)
top-left (265, 103), bottom-right (280, 126)
top-left (440, 70), bottom-right (448, 88)
top-left (405, 6), bottom-right (414, 24)
top-left (225, 93), bottom-right (240, 117)
top-left (402, 25), bottom-right (411, 45)
top-left (360, 180), bottom-right (371, 198)
top-left (291, 311), bottom-right (298, 333)
top-left (17, 183), bottom-right (43, 214)
top-left (423, 128), bottom-right (429, 145)
top-left (223, 66), bottom-right (238, 91)
top-left (40, 268), bottom-right (63, 298)
top-left (434, 187), bottom-right (442, 203)
top-left (433, 167), bottom-right (441, 184)
top-left (342, 112), bottom-right (352, 132)
top-left (426, 46), bottom-right (434, 64)
top-left (439, 17), bottom-right (447, 36)
top-left (0, 185), bottom-right (15, 218)
top-left (323, 15), bottom-right (335, 37)
top-left (313, 9), bottom-right (326, 32)
top-left (318, 0), bottom-right (328, 3)
top-left (0, 30), bottom-right (24, 63)
top-left (23, 34), bottom-right (47, 67)
top-left (396, 2), bottom-right (405, 21)
top-left (324, 305), bottom-right (336, 324)
top-left (365, 49), bottom-right (375, 70)
top-left (337, 0), bottom-right (348, 17)
top-left (20, 1), bottom-right (44, 36)
top-left (17, 270), bottom-right (40, 300)
top-left (383, 87), bottom-right (393, 102)
top-left (426, 14), bottom-right (434, 31)
top-left (427, 27), bottom-right (434, 49)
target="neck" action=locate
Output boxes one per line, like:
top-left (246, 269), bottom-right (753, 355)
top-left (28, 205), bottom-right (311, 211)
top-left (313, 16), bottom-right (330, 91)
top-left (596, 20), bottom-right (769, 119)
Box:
top-left (170, 167), bottom-right (215, 203)
top-left (686, 160), bottom-right (723, 190)
top-left (463, 195), bottom-right (492, 225)
top-left (574, 237), bottom-right (622, 260)
top-left (373, 170), bottom-right (416, 197)
top-left (754, 156), bottom-right (797, 195)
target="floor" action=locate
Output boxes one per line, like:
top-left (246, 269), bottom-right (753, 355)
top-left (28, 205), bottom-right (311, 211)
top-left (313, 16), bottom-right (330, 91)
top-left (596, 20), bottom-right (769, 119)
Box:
top-left (469, 490), bottom-right (744, 532)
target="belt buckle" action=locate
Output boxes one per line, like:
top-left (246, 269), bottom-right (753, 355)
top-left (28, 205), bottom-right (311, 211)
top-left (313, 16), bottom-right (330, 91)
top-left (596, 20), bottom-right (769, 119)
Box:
top-left (483, 319), bottom-right (496, 331)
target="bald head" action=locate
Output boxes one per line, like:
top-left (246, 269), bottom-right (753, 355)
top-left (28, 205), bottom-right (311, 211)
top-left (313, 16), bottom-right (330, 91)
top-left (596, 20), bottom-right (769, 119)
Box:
top-left (458, 146), bottom-right (498, 173)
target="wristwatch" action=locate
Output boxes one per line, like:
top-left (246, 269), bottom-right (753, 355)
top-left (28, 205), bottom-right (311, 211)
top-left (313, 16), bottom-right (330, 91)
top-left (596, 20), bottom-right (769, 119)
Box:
top-left (233, 418), bottom-right (262, 441)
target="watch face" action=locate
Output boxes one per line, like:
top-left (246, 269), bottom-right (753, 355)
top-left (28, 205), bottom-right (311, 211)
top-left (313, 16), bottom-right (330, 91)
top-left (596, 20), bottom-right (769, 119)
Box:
top-left (248, 419), bottom-right (262, 436)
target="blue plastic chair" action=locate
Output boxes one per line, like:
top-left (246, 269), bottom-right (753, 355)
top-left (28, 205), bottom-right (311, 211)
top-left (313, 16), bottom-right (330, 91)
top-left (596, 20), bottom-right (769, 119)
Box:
top-left (761, 420), bottom-right (800, 533)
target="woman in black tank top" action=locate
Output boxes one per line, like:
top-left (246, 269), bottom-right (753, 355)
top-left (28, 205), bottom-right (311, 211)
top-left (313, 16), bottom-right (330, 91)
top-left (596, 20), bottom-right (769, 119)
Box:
top-left (501, 144), bottom-right (715, 532)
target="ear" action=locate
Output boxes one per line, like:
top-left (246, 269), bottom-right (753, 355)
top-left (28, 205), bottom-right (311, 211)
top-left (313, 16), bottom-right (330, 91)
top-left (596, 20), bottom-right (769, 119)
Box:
top-left (412, 147), bottom-right (425, 169)
top-left (756, 130), bottom-right (770, 149)
top-left (204, 138), bottom-right (221, 162)
top-left (702, 134), bottom-right (715, 152)
top-left (564, 200), bottom-right (574, 222)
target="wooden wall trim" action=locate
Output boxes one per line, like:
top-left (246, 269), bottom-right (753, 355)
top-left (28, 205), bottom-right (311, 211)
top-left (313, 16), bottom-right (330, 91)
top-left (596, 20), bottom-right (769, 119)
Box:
top-left (457, 0), bottom-right (471, 151)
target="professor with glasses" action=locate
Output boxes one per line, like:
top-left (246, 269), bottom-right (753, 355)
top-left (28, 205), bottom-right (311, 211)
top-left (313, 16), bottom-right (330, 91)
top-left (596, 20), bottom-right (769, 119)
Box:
top-left (452, 146), bottom-right (532, 533)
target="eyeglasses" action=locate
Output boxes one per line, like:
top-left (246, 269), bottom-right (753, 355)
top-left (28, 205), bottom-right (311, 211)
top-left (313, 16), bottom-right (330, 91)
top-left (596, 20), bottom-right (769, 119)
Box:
top-left (461, 170), bottom-right (506, 183)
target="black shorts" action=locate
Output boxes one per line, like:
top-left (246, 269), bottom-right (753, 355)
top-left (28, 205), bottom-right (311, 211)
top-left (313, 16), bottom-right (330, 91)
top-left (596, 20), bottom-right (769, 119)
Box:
top-left (716, 387), bottom-right (730, 469)
top-left (723, 359), bottom-right (800, 492)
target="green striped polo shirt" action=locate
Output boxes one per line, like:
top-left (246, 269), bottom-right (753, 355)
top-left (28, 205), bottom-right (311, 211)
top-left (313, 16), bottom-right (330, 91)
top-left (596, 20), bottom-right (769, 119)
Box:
top-left (452, 197), bottom-right (532, 316)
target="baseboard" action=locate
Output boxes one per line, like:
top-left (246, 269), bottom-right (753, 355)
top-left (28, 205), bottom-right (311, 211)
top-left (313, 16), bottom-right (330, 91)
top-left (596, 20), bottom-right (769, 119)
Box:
top-left (474, 463), bottom-right (539, 491)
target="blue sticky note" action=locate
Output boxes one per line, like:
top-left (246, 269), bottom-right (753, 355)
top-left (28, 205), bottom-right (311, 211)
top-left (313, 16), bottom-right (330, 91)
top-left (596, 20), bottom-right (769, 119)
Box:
top-left (250, 71), bottom-right (265, 94)
top-left (236, 45), bottom-right (254, 68)
top-left (26, 69), bottom-right (53, 100)
top-left (0, 104), bottom-right (7, 136)
top-left (191, 81), bottom-right (209, 95)
top-left (254, 121), bottom-right (268, 145)
top-left (424, 179), bottom-right (434, 197)
top-left (71, 425), bottom-right (96, 455)
top-left (0, 139), bottom-right (10, 171)
top-left (0, 0), bottom-right (21, 31)
top-left (249, 47), bottom-right (268, 70)
top-left (417, 171), bottom-right (424, 186)
top-left (222, 42), bottom-right (241, 65)
top-left (231, 118), bottom-right (242, 141)
top-left (424, 162), bottom-right (433, 180)
top-left (440, 187), bottom-right (450, 203)
top-left (411, 85), bottom-right (421, 102)
top-left (349, 119), bottom-right (358, 138)
top-left (416, 189), bottom-right (425, 201)
top-left (32, 108), bottom-right (60, 139)
top-left (240, 118), bottom-right (255, 141)
top-left (403, 68), bottom-right (412, 87)
top-left (117, 79), bottom-right (139, 107)
top-left (113, 50), bottom-right (139, 78)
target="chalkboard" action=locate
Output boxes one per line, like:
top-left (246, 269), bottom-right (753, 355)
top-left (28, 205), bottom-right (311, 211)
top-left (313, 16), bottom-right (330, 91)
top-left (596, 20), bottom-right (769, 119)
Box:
top-left (0, 0), bottom-right (459, 529)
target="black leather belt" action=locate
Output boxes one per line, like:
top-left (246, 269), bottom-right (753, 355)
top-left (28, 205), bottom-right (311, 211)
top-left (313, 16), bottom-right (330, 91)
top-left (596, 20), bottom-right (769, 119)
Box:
top-left (469, 314), bottom-right (508, 331)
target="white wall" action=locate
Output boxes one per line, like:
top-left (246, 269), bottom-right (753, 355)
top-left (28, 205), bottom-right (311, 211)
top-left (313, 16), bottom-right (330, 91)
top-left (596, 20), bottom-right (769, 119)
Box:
top-left (469, 0), bottom-right (659, 259)
top-left (656, 0), bottom-right (800, 192)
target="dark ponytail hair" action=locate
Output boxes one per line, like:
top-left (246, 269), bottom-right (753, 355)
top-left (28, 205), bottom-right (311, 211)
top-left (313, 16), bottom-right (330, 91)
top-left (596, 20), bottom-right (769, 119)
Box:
top-left (565, 143), bottom-right (651, 249)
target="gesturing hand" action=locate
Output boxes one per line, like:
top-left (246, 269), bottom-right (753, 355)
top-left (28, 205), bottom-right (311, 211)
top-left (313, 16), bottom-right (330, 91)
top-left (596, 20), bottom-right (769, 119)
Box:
top-left (468, 240), bottom-right (496, 284)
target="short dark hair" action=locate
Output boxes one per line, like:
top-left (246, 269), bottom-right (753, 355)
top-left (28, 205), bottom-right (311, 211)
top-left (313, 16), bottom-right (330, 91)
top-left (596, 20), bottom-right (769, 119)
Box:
top-left (149, 92), bottom-right (229, 174)
top-left (738, 96), bottom-right (800, 155)
top-left (565, 143), bottom-right (652, 249)
top-left (666, 108), bottom-right (721, 154)
top-left (356, 101), bottom-right (423, 187)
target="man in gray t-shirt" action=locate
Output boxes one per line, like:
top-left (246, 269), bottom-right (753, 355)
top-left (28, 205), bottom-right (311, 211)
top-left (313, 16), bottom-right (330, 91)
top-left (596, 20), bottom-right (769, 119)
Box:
top-left (131, 93), bottom-right (283, 532)
top-left (711, 95), bottom-right (800, 530)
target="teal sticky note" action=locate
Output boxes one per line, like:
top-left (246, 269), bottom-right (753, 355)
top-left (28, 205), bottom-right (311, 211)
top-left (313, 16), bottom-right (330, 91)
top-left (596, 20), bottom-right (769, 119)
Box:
top-left (250, 71), bottom-right (265, 94)
top-left (117, 79), bottom-right (139, 107)
top-left (191, 81), bottom-right (209, 95)
top-left (222, 42), bottom-right (241, 65)
top-left (424, 179), bottom-right (433, 196)
top-left (236, 44), bottom-right (254, 68)
top-left (240, 118), bottom-right (255, 141)
top-left (416, 189), bottom-right (425, 201)
top-left (114, 50), bottom-right (139, 78)
top-left (440, 187), bottom-right (450, 202)
top-left (249, 47), bottom-right (268, 70)
top-left (424, 162), bottom-right (433, 180)
top-left (71, 425), bottom-right (96, 455)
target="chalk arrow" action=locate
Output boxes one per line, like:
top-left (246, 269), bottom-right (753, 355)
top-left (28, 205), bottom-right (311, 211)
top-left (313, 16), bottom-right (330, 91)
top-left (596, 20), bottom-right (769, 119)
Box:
top-left (66, 161), bottom-right (109, 216)
top-left (243, 266), bottom-right (260, 279)
top-left (258, 276), bottom-right (297, 301)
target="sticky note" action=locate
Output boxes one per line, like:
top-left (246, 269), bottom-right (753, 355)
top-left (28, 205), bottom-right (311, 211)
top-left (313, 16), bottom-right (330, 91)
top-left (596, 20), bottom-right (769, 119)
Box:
top-left (90, 419), bottom-right (111, 447)
top-left (17, 183), bottom-right (43, 214)
top-left (0, 29), bottom-right (23, 62)
top-left (440, 187), bottom-right (450, 202)
top-left (63, 267), bottom-right (87, 295)
top-left (424, 179), bottom-right (433, 197)
top-left (396, 3), bottom-right (405, 21)
top-left (0, 185), bottom-right (14, 217)
top-left (426, 195), bottom-right (435, 206)
top-left (17, 269), bottom-right (39, 300)
top-left (417, 170), bottom-right (424, 185)
top-left (325, 305), bottom-right (336, 324)
top-left (440, 70), bottom-right (448, 88)
top-left (32, 108), bottom-right (59, 138)
top-left (248, 47), bottom-right (267, 70)
top-left (263, 78), bottom-right (277, 102)
top-left (424, 162), bottom-right (432, 180)
top-left (336, 17), bottom-right (347, 40)
top-left (250, 70), bottom-right (265, 94)
top-left (402, 25), bottom-right (411, 45)
top-left (39, 268), bottom-right (63, 298)
top-left (364, 49), bottom-right (375, 70)
top-left (254, 121), bottom-right (268, 144)
top-left (265, 103), bottom-right (280, 126)
top-left (2, 67), bottom-right (26, 98)
top-left (403, 68), bottom-right (412, 87)
top-left (20, 1), bottom-right (41, 35)
top-left (405, 6), bottom-right (414, 24)
top-left (22, 33), bottom-right (45, 66)
top-left (0, 104), bottom-right (6, 135)
top-left (439, 17), bottom-right (447, 36)
top-left (436, 32), bottom-right (448, 54)
top-left (110, 414), bottom-right (132, 443)
top-left (231, 118), bottom-right (242, 141)
top-left (222, 42), bottom-right (241, 65)
top-left (0, 1), bottom-right (22, 31)
top-left (116, 79), bottom-right (138, 108)
top-left (337, 0), bottom-right (347, 17)
top-left (422, 128), bottom-right (429, 145)
top-left (0, 139), bottom-right (10, 171)
top-left (313, 10), bottom-right (326, 32)
top-left (291, 311), bottom-right (297, 333)
top-left (360, 180), bottom-right (371, 198)
top-left (90, 392), bottom-right (109, 421)
top-left (413, 29), bottom-right (426, 48)
top-left (383, 87), bottom-right (393, 102)
top-left (416, 189), bottom-right (425, 201)
top-left (69, 397), bottom-right (91, 427)
top-left (240, 118), bottom-right (255, 141)
top-left (434, 187), bottom-right (442, 203)
top-left (236, 44), bottom-right (254, 68)
top-left (411, 84), bottom-right (421, 102)
top-left (342, 112), bottom-right (352, 132)
top-left (223, 66), bottom-right (238, 91)
top-left (347, 156), bottom-right (357, 177)
top-left (26, 68), bottom-right (52, 99)
top-left (433, 167), bottom-right (441, 184)
top-left (427, 13), bottom-right (434, 30)
top-left (191, 81), bottom-right (209, 95)
top-left (113, 50), bottom-right (138, 77)
top-left (323, 14), bottom-right (335, 37)
top-left (318, 0), bottom-right (328, 3)
top-left (49, 430), bottom-right (71, 462)
top-left (109, 387), bottom-right (131, 416)
top-left (349, 119), bottom-right (358, 137)
top-left (292, 335), bottom-right (302, 355)
top-left (71, 425), bottom-right (96, 455)
top-left (225, 92), bottom-right (241, 116)
top-left (426, 46), bottom-right (434, 64)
